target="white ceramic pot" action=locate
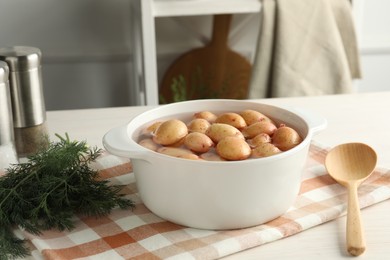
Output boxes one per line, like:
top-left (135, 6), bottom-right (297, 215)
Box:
top-left (103, 99), bottom-right (326, 230)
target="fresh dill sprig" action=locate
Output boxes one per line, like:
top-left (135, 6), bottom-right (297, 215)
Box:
top-left (0, 133), bottom-right (134, 259)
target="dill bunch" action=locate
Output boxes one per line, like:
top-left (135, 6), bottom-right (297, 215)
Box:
top-left (0, 134), bottom-right (134, 259)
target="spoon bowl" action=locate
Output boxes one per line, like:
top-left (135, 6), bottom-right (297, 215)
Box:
top-left (325, 143), bottom-right (377, 256)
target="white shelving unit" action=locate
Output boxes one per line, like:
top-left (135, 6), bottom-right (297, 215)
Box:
top-left (130, 0), bottom-right (261, 105)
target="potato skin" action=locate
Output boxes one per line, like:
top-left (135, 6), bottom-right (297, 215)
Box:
top-left (184, 132), bottom-right (214, 153)
top-left (241, 121), bottom-right (277, 139)
top-left (215, 112), bottom-right (247, 129)
top-left (187, 118), bottom-right (211, 134)
top-left (240, 109), bottom-right (273, 125)
top-left (200, 152), bottom-right (226, 161)
top-left (216, 136), bottom-right (251, 161)
top-left (272, 126), bottom-right (302, 151)
top-left (157, 146), bottom-right (196, 158)
top-left (145, 121), bottom-right (162, 134)
top-left (193, 111), bottom-right (217, 123)
top-left (205, 123), bottom-right (244, 143)
top-left (153, 119), bottom-right (188, 145)
top-left (138, 138), bottom-right (160, 151)
top-left (248, 133), bottom-right (272, 148)
top-left (139, 109), bottom-right (303, 161)
top-left (177, 153), bottom-right (200, 160)
top-left (251, 143), bottom-right (281, 158)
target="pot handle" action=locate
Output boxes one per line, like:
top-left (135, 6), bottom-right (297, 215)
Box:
top-left (291, 107), bottom-right (327, 136)
top-left (103, 125), bottom-right (148, 160)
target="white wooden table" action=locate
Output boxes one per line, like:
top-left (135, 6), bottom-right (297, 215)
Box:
top-left (46, 91), bottom-right (390, 259)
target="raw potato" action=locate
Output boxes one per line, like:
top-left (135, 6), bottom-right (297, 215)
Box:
top-left (200, 152), bottom-right (226, 161)
top-left (240, 109), bottom-right (273, 125)
top-left (187, 118), bottom-right (211, 134)
top-left (142, 121), bottom-right (162, 135)
top-left (205, 123), bottom-right (244, 143)
top-left (153, 119), bottom-right (188, 145)
top-left (272, 125), bottom-right (302, 151)
top-left (216, 136), bottom-right (251, 161)
top-left (242, 121), bottom-right (277, 139)
top-left (251, 143), bottom-right (281, 158)
top-left (215, 112), bottom-right (247, 129)
top-left (139, 138), bottom-right (160, 151)
top-left (248, 133), bottom-right (271, 147)
top-left (138, 109), bottom-right (303, 161)
top-left (168, 138), bottom-right (186, 148)
top-left (184, 132), bottom-right (214, 153)
top-left (157, 147), bottom-right (197, 158)
top-left (177, 154), bottom-right (200, 160)
top-left (193, 111), bottom-right (217, 123)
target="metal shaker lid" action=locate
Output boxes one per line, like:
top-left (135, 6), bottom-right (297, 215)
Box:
top-left (0, 61), bottom-right (15, 145)
top-left (0, 46), bottom-right (41, 72)
top-left (0, 46), bottom-right (46, 128)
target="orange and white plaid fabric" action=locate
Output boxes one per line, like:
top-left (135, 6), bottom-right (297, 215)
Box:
top-left (18, 142), bottom-right (390, 259)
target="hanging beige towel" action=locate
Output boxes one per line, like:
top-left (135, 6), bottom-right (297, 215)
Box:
top-left (249, 0), bottom-right (361, 98)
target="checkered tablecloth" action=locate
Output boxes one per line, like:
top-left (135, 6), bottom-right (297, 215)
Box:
top-left (19, 142), bottom-right (390, 259)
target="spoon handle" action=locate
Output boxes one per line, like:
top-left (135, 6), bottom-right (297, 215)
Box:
top-left (347, 183), bottom-right (366, 256)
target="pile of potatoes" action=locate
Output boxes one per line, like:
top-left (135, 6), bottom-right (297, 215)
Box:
top-left (137, 110), bottom-right (302, 161)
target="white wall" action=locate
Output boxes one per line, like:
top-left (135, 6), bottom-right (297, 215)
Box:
top-left (0, 0), bottom-right (388, 110)
top-left (356, 0), bottom-right (390, 92)
top-left (0, 0), bottom-right (133, 110)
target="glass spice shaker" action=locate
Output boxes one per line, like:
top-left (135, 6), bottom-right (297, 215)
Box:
top-left (0, 46), bottom-right (49, 158)
top-left (0, 61), bottom-right (18, 175)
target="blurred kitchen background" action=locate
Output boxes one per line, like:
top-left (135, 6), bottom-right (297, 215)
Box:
top-left (0, 0), bottom-right (388, 110)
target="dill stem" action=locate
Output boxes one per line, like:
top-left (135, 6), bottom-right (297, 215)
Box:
top-left (0, 165), bottom-right (41, 209)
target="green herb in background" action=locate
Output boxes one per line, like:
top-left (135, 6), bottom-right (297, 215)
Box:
top-left (0, 133), bottom-right (134, 260)
top-left (171, 74), bottom-right (188, 102)
top-left (159, 66), bottom-right (246, 104)
top-left (190, 66), bottom-right (210, 99)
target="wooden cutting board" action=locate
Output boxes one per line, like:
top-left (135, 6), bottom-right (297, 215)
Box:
top-left (159, 14), bottom-right (252, 104)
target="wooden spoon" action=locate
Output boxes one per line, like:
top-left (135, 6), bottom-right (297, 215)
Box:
top-left (325, 143), bottom-right (377, 256)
